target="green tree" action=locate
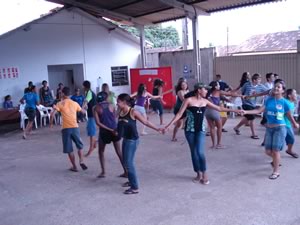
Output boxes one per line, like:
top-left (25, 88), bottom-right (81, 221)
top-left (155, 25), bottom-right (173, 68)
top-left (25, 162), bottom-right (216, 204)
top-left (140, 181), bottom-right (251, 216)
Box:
top-left (121, 25), bottom-right (180, 48)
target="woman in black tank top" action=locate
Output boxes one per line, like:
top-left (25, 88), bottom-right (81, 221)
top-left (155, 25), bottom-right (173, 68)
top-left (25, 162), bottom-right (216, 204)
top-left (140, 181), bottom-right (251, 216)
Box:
top-left (117, 94), bottom-right (162, 194)
top-left (164, 83), bottom-right (241, 185)
top-left (150, 79), bottom-right (165, 125)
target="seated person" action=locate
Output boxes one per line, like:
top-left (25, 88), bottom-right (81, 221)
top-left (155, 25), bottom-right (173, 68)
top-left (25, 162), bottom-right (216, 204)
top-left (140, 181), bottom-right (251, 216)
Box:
top-left (71, 88), bottom-right (85, 122)
top-left (39, 80), bottom-right (54, 106)
top-left (3, 95), bottom-right (13, 109)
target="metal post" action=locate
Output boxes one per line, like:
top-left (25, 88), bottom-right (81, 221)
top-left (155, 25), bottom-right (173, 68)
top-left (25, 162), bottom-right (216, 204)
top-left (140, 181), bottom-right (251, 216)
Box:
top-left (192, 15), bottom-right (201, 82)
top-left (138, 25), bottom-right (146, 68)
top-left (182, 17), bottom-right (188, 50)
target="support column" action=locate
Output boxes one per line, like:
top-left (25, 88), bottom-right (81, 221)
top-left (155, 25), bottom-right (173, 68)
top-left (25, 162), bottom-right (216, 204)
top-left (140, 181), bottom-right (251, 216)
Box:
top-left (182, 17), bottom-right (188, 50)
top-left (138, 25), bottom-right (146, 68)
top-left (192, 15), bottom-right (201, 82)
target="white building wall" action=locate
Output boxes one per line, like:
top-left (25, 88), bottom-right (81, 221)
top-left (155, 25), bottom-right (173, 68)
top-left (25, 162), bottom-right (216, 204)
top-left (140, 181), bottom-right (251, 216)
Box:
top-left (0, 8), bottom-right (141, 107)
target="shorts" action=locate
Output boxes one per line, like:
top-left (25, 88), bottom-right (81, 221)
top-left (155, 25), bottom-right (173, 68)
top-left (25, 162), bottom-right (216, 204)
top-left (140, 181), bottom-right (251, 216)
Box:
top-left (205, 108), bottom-right (220, 121)
top-left (87, 117), bottom-right (96, 137)
top-left (174, 107), bottom-right (186, 119)
top-left (285, 126), bottom-right (295, 145)
top-left (150, 99), bottom-right (163, 116)
top-left (99, 129), bottom-right (121, 144)
top-left (24, 108), bottom-right (36, 122)
top-left (242, 104), bottom-right (256, 121)
top-left (265, 126), bottom-right (287, 151)
top-left (62, 128), bottom-right (84, 154)
top-left (134, 105), bottom-right (146, 116)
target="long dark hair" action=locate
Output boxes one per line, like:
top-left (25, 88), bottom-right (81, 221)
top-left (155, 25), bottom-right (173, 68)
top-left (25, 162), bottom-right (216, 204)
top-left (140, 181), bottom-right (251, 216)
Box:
top-left (117, 93), bottom-right (135, 107)
top-left (175, 80), bottom-right (187, 94)
top-left (286, 89), bottom-right (294, 100)
top-left (206, 81), bottom-right (218, 97)
top-left (137, 83), bottom-right (145, 97)
top-left (154, 79), bottom-right (164, 87)
top-left (240, 72), bottom-right (249, 87)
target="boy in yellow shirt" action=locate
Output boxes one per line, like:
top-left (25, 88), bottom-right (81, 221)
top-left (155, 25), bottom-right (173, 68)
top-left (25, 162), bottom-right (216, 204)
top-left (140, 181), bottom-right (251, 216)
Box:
top-left (50, 87), bottom-right (88, 172)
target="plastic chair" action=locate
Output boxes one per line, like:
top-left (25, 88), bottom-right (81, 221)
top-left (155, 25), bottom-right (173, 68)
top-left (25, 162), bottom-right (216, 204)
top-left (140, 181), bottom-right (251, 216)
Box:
top-left (227, 97), bottom-right (242, 118)
top-left (36, 105), bottom-right (50, 127)
top-left (19, 104), bottom-right (38, 130)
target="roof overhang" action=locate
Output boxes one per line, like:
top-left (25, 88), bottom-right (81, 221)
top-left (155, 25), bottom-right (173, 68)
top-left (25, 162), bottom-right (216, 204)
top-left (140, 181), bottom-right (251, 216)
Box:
top-left (46, 0), bottom-right (282, 25)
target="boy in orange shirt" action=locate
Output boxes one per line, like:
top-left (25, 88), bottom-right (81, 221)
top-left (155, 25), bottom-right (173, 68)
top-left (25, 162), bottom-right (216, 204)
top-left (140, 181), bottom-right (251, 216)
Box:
top-left (50, 87), bottom-right (88, 172)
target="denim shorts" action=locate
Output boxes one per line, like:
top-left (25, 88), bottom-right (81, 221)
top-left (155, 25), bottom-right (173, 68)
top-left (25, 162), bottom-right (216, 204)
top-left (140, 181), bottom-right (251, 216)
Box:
top-left (150, 99), bottom-right (163, 116)
top-left (62, 128), bottom-right (83, 154)
top-left (25, 108), bottom-right (36, 121)
top-left (87, 117), bottom-right (96, 137)
top-left (134, 105), bottom-right (146, 115)
top-left (285, 126), bottom-right (295, 145)
top-left (242, 105), bottom-right (255, 121)
top-left (265, 126), bottom-right (287, 151)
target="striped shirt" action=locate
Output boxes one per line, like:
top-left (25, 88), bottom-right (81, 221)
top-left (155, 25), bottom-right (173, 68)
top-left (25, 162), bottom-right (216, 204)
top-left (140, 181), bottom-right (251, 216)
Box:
top-left (241, 81), bottom-right (268, 107)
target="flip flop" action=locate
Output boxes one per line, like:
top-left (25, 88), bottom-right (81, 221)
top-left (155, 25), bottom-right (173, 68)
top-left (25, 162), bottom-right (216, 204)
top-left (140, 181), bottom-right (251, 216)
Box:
top-left (251, 135), bottom-right (259, 139)
top-left (286, 151), bottom-right (299, 158)
top-left (216, 145), bottom-right (226, 149)
top-left (233, 128), bottom-right (241, 135)
top-left (119, 173), bottom-right (128, 178)
top-left (69, 168), bottom-right (78, 172)
top-left (80, 163), bottom-right (88, 170)
top-left (124, 188), bottom-right (139, 194)
top-left (222, 129), bottom-right (228, 132)
top-left (97, 174), bottom-right (106, 178)
top-left (200, 179), bottom-right (210, 185)
top-left (269, 173), bottom-right (280, 180)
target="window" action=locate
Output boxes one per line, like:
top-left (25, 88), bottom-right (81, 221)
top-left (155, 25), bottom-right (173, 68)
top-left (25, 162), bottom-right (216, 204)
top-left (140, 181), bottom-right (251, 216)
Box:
top-left (111, 66), bottom-right (129, 86)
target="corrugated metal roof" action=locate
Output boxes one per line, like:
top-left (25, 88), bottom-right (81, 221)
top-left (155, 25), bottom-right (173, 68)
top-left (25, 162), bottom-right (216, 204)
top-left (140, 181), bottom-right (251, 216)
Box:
top-left (46, 0), bottom-right (281, 24)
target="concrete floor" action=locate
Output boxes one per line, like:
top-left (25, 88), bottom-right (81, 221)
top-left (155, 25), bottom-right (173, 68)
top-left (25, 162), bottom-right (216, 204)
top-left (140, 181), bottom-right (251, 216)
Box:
top-left (1, 113), bottom-right (300, 225)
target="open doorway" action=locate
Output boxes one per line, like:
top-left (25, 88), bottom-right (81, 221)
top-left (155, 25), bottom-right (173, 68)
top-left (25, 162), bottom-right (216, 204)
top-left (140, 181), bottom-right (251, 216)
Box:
top-left (47, 64), bottom-right (84, 96)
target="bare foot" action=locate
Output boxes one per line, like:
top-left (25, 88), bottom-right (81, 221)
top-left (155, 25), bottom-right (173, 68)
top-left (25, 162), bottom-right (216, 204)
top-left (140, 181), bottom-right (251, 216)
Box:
top-left (209, 145), bottom-right (215, 149)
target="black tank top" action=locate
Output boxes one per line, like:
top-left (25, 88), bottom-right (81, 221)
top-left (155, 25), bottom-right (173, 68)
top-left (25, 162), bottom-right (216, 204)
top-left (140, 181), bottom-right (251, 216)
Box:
top-left (118, 108), bottom-right (139, 140)
top-left (153, 87), bottom-right (159, 96)
top-left (87, 90), bottom-right (97, 118)
top-left (185, 106), bottom-right (206, 132)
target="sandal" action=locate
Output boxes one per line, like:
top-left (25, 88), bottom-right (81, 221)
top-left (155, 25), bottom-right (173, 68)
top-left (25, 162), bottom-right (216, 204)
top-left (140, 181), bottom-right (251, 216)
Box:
top-left (200, 179), bottom-right (210, 185)
top-left (269, 173), bottom-right (280, 180)
top-left (251, 135), bottom-right (259, 139)
top-left (124, 188), bottom-right (139, 194)
top-left (80, 163), bottom-right (88, 170)
top-left (122, 182), bottom-right (131, 187)
top-left (69, 167), bottom-right (78, 172)
top-left (222, 128), bottom-right (228, 132)
top-left (286, 151), bottom-right (299, 158)
top-left (233, 128), bottom-right (241, 135)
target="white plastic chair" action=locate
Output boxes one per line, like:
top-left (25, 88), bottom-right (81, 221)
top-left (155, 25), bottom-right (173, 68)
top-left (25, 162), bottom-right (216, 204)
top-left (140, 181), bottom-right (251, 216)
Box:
top-left (36, 105), bottom-right (50, 127)
top-left (227, 97), bottom-right (242, 118)
top-left (19, 104), bottom-right (38, 130)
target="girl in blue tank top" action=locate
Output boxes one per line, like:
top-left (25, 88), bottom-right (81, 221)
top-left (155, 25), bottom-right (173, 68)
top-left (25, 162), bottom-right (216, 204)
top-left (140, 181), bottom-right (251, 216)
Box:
top-left (131, 83), bottom-right (162, 135)
top-left (243, 80), bottom-right (299, 180)
top-left (117, 93), bottom-right (162, 195)
top-left (94, 91), bottom-right (127, 178)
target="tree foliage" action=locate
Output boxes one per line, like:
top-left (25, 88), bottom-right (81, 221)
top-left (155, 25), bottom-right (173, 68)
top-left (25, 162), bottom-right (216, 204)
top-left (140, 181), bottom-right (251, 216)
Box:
top-left (121, 25), bottom-right (180, 48)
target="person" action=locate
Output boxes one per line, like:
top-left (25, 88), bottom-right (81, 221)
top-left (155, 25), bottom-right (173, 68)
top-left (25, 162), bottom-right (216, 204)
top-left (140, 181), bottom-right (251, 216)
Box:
top-left (56, 83), bottom-right (64, 101)
top-left (71, 88), bottom-right (85, 122)
top-left (172, 78), bottom-right (189, 141)
top-left (205, 81), bottom-right (242, 149)
top-left (164, 83), bottom-right (242, 185)
top-left (117, 93), bottom-right (162, 194)
top-left (242, 80), bottom-right (299, 179)
top-left (20, 86), bottom-right (39, 139)
top-left (93, 91), bottom-right (127, 178)
top-left (50, 87), bottom-right (88, 172)
top-left (274, 73), bottom-right (279, 80)
top-left (150, 79), bottom-right (166, 125)
top-left (39, 80), bottom-right (53, 106)
top-left (131, 83), bottom-right (162, 135)
top-left (233, 73), bottom-right (269, 139)
top-left (213, 74), bottom-right (232, 91)
top-left (260, 73), bottom-right (275, 126)
top-left (101, 83), bottom-right (116, 105)
top-left (264, 73), bottom-right (275, 90)
top-left (232, 72), bottom-right (250, 92)
top-left (24, 81), bottom-right (33, 94)
top-left (285, 88), bottom-right (298, 158)
top-left (3, 95), bottom-right (13, 109)
top-left (82, 81), bottom-right (97, 157)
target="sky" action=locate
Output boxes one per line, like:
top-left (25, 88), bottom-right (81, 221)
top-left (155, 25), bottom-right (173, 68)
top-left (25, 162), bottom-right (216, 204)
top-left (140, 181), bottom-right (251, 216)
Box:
top-left (1, 0), bottom-right (300, 47)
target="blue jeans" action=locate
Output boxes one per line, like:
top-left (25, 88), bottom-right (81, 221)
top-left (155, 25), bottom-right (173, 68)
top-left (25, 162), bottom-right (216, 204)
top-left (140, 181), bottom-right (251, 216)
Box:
top-left (122, 138), bottom-right (139, 189)
top-left (185, 131), bottom-right (206, 172)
